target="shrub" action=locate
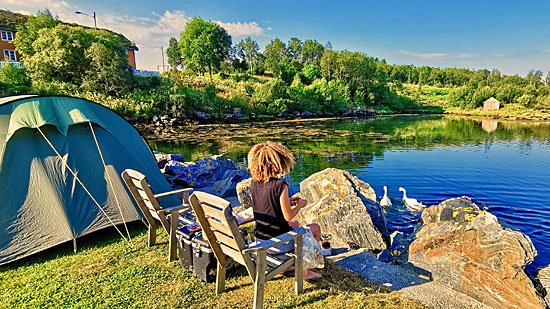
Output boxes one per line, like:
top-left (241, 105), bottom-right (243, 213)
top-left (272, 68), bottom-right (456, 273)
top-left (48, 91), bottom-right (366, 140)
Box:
top-left (0, 63), bottom-right (31, 87)
top-left (302, 64), bottom-right (321, 84)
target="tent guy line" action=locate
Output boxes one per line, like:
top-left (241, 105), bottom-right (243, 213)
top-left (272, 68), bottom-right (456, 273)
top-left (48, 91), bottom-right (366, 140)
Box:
top-left (37, 126), bottom-right (130, 243)
top-left (88, 121), bottom-right (133, 243)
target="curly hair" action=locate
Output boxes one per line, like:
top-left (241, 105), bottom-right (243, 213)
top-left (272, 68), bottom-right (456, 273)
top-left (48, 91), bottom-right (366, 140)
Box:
top-left (247, 141), bottom-right (295, 182)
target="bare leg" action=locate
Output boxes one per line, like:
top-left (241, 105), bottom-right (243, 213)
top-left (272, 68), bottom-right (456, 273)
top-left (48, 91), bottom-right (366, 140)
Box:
top-left (306, 223), bottom-right (321, 241)
top-left (287, 221), bottom-right (323, 279)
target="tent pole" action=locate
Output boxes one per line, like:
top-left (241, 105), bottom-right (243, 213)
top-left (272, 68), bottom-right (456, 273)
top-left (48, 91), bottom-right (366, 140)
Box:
top-left (73, 238), bottom-right (77, 253)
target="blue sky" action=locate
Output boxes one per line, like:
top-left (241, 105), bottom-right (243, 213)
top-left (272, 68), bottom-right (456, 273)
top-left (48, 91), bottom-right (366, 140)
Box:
top-left (4, 0), bottom-right (550, 75)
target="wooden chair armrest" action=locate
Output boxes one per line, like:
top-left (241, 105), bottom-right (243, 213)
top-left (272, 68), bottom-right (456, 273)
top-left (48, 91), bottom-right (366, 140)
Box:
top-left (242, 227), bottom-right (307, 253)
top-left (154, 188), bottom-right (193, 199)
top-left (157, 204), bottom-right (189, 214)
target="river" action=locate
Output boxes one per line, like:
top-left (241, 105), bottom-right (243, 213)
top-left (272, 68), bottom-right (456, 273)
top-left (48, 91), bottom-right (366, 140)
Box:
top-left (145, 115), bottom-right (550, 272)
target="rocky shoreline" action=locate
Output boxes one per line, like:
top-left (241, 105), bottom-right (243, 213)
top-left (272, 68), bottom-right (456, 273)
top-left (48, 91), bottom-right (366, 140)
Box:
top-left (155, 152), bottom-right (549, 309)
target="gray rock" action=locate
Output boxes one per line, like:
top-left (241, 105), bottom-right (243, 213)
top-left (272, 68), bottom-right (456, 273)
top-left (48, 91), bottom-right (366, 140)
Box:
top-left (236, 174), bottom-right (294, 209)
top-left (534, 265), bottom-right (550, 308)
top-left (336, 251), bottom-right (428, 290)
top-left (233, 108), bottom-right (243, 118)
top-left (408, 196), bottom-right (542, 309)
top-left (169, 155), bottom-right (236, 187)
top-left (236, 178), bottom-right (253, 208)
top-left (213, 169), bottom-right (251, 198)
top-left (296, 168), bottom-right (389, 251)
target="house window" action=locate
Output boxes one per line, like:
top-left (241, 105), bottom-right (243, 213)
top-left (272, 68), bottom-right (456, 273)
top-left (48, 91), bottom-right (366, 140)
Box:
top-left (3, 50), bottom-right (16, 61)
top-left (1, 31), bottom-right (14, 42)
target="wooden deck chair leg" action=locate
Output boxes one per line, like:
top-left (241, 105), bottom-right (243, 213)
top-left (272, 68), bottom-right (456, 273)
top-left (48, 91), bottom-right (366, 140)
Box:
top-left (254, 250), bottom-right (267, 309)
top-left (168, 210), bottom-right (178, 262)
top-left (216, 261), bottom-right (226, 295)
top-left (294, 236), bottom-right (304, 295)
top-left (148, 224), bottom-right (156, 247)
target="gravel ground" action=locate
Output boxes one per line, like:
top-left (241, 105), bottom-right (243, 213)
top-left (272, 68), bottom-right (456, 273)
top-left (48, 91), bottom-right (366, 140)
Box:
top-left (329, 249), bottom-right (490, 309)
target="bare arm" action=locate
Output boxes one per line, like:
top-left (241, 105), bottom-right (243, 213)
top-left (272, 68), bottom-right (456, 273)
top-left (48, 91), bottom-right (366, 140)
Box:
top-left (280, 185), bottom-right (306, 221)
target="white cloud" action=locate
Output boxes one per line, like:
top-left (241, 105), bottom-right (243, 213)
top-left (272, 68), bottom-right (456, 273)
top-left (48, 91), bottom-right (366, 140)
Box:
top-left (214, 21), bottom-right (263, 37)
top-left (2, 1), bottom-right (264, 70)
top-left (398, 50), bottom-right (478, 60)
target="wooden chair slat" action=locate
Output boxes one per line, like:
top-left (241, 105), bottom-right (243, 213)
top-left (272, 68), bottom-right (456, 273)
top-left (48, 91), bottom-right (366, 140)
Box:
top-left (188, 191), bottom-right (305, 309)
top-left (122, 169), bottom-right (192, 262)
top-left (207, 217), bottom-right (233, 236)
top-left (219, 243), bottom-right (246, 265)
top-left (202, 204), bottom-right (226, 220)
top-left (213, 230), bottom-right (240, 250)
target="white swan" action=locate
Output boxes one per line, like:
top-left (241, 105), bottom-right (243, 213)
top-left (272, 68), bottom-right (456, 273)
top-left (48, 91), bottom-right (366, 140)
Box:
top-left (399, 187), bottom-right (425, 211)
top-left (380, 186), bottom-right (392, 207)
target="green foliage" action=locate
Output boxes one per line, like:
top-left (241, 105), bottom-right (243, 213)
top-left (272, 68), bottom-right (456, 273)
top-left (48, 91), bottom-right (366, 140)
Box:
top-left (14, 15), bottom-right (131, 95)
top-left (0, 63), bottom-right (30, 87)
top-left (83, 42), bottom-right (131, 95)
top-left (236, 37), bottom-right (259, 74)
top-left (302, 63), bottom-right (321, 84)
top-left (264, 38), bottom-right (286, 74)
top-left (166, 37), bottom-right (182, 70)
top-left (301, 39), bottom-right (325, 64)
top-left (179, 17), bottom-right (231, 77)
top-left (13, 13), bottom-right (58, 57)
top-left (277, 58), bottom-right (299, 84)
top-left (0, 9), bottom-right (30, 29)
top-left (286, 37), bottom-right (302, 62)
top-left (252, 78), bottom-right (289, 113)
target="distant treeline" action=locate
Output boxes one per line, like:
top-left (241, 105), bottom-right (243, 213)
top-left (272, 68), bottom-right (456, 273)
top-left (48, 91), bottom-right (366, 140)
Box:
top-left (1, 12), bottom-right (549, 119)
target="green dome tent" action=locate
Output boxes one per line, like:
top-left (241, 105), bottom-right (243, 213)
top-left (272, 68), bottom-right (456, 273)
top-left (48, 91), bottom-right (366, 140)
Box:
top-left (0, 95), bottom-right (178, 265)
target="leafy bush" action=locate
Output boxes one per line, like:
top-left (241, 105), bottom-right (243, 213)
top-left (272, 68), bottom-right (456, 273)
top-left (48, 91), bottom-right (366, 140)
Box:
top-left (302, 64), bottom-right (321, 84)
top-left (0, 63), bottom-right (31, 87)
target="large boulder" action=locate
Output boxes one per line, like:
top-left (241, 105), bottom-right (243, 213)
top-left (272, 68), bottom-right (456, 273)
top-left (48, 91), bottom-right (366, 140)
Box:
top-left (236, 174), bottom-right (295, 209)
top-left (154, 151), bottom-right (184, 169)
top-left (213, 169), bottom-right (251, 198)
top-left (535, 265), bottom-right (550, 308)
top-left (295, 168), bottom-right (389, 251)
top-left (236, 178), bottom-right (253, 208)
top-left (408, 196), bottom-right (543, 309)
top-left (168, 155), bottom-right (236, 188)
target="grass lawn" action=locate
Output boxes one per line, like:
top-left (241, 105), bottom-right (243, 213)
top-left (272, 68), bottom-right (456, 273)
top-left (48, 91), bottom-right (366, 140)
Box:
top-left (0, 223), bottom-right (425, 308)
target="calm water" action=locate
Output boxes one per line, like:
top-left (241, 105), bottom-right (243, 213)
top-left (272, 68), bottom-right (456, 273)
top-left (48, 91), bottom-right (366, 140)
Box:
top-left (148, 115), bottom-right (550, 271)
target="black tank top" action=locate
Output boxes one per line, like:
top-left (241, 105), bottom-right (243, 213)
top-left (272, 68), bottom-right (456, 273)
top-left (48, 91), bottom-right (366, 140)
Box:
top-left (250, 178), bottom-right (292, 240)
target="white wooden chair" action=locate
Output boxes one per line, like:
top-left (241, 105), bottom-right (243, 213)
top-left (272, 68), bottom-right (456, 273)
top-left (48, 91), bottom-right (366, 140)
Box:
top-left (188, 191), bottom-right (306, 309)
top-left (122, 169), bottom-right (193, 261)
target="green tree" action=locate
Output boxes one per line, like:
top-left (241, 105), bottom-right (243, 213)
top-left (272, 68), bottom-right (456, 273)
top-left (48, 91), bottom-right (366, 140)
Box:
top-left (264, 38), bottom-right (286, 74)
top-left (320, 49), bottom-right (338, 80)
top-left (166, 37), bottom-right (183, 71)
top-left (301, 39), bottom-right (324, 64)
top-left (179, 17), bottom-right (231, 78)
top-left (286, 37), bottom-right (302, 62)
top-left (302, 63), bottom-right (321, 84)
top-left (83, 41), bottom-right (131, 95)
top-left (16, 17), bottom-right (131, 93)
top-left (418, 71), bottom-right (423, 93)
top-left (13, 13), bottom-right (58, 57)
top-left (236, 37), bottom-right (259, 74)
top-left (0, 62), bottom-right (31, 87)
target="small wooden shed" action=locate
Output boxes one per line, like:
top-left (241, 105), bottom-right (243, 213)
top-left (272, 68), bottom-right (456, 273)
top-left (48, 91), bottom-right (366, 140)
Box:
top-left (483, 97), bottom-right (502, 111)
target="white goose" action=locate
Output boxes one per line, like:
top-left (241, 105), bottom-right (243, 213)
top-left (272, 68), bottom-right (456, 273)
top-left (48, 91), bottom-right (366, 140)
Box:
top-left (380, 186), bottom-right (392, 207)
top-left (398, 187), bottom-right (425, 211)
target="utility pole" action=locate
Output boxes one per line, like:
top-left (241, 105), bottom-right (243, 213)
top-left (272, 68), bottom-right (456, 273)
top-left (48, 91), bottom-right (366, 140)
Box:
top-left (161, 46), bottom-right (165, 72)
top-left (75, 11), bottom-right (97, 30)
